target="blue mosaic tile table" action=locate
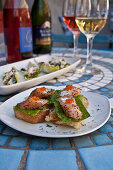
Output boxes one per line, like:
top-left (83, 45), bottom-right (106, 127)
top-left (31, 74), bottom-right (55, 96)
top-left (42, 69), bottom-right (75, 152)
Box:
top-left (0, 48), bottom-right (113, 170)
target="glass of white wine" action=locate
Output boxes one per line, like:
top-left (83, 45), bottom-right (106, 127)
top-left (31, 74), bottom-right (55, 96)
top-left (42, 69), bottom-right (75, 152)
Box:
top-left (75, 0), bottom-right (109, 74)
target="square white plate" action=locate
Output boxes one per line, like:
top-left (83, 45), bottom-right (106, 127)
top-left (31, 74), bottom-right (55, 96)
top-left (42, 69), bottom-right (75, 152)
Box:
top-left (0, 54), bottom-right (81, 95)
top-left (0, 86), bottom-right (111, 138)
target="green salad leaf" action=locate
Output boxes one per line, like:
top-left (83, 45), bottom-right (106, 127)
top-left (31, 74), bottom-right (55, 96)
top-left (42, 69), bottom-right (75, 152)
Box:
top-left (48, 91), bottom-right (90, 122)
top-left (75, 95), bottom-right (90, 120)
top-left (14, 105), bottom-right (46, 116)
top-left (40, 63), bottom-right (59, 73)
top-left (24, 69), bottom-right (40, 80)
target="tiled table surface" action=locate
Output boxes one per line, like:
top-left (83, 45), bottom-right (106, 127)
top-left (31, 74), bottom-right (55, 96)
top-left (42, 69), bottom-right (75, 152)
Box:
top-left (0, 48), bottom-right (113, 170)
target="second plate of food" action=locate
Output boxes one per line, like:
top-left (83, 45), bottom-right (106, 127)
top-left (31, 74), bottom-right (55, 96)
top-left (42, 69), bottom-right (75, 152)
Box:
top-left (0, 54), bottom-right (81, 95)
top-left (0, 85), bottom-right (111, 138)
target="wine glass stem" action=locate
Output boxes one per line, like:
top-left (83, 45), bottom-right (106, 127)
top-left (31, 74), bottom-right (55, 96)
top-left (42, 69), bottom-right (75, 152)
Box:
top-left (73, 34), bottom-right (78, 57)
top-left (86, 37), bottom-right (94, 71)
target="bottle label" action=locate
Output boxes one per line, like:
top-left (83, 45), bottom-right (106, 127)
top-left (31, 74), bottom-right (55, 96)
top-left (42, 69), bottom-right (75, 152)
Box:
top-left (35, 21), bottom-right (51, 45)
top-left (19, 27), bottom-right (33, 53)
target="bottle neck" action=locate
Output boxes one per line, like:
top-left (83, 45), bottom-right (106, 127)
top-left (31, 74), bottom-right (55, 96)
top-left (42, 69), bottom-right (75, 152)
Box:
top-left (34, 0), bottom-right (49, 7)
top-left (4, 0), bottom-right (28, 9)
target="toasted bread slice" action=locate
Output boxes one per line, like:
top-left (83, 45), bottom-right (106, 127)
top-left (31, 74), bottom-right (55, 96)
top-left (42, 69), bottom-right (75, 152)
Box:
top-left (45, 111), bottom-right (84, 129)
top-left (14, 108), bottom-right (49, 124)
top-left (45, 96), bottom-right (89, 129)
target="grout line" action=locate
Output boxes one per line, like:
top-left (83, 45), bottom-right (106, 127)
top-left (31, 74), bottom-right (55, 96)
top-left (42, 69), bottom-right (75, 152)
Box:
top-left (17, 137), bottom-right (31, 170)
top-left (69, 138), bottom-right (75, 149)
top-left (74, 148), bottom-right (86, 170)
top-left (107, 133), bottom-right (113, 142)
top-left (89, 135), bottom-right (97, 146)
top-left (17, 150), bottom-right (29, 170)
top-left (48, 138), bottom-right (53, 149)
top-left (4, 136), bottom-right (12, 147)
top-left (0, 143), bottom-right (113, 151)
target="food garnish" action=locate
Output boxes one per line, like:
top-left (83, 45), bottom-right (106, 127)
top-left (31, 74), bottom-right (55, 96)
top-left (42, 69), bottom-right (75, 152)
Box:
top-left (39, 87), bottom-right (46, 92)
top-left (21, 62), bottom-right (40, 80)
top-left (32, 96), bottom-right (40, 101)
top-left (65, 85), bottom-right (74, 91)
top-left (2, 67), bottom-right (20, 85)
top-left (65, 98), bottom-right (74, 104)
top-left (39, 57), bottom-right (70, 73)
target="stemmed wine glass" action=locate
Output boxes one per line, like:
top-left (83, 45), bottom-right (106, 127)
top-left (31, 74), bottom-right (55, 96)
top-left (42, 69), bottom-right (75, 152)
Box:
top-left (75, 0), bottom-right (109, 74)
top-left (63, 0), bottom-right (80, 58)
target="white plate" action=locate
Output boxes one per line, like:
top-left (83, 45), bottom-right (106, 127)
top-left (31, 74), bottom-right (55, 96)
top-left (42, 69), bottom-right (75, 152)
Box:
top-left (0, 86), bottom-right (111, 138)
top-left (0, 54), bottom-right (81, 95)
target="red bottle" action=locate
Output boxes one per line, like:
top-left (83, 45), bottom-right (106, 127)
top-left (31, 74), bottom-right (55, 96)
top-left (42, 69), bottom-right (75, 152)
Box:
top-left (3, 0), bottom-right (33, 63)
top-left (0, 12), bottom-right (3, 34)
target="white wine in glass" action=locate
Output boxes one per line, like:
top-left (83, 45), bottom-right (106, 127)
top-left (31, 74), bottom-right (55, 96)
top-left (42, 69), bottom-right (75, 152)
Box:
top-left (75, 0), bottom-right (109, 74)
top-left (76, 18), bottom-right (107, 38)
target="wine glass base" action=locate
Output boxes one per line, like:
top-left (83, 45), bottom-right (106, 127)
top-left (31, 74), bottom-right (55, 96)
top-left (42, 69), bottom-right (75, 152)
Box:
top-left (85, 67), bottom-right (101, 75)
top-left (75, 65), bottom-right (101, 75)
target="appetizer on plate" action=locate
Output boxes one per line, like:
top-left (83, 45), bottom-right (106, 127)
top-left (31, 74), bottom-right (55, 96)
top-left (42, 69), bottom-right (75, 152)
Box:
top-left (21, 62), bottom-right (40, 80)
top-left (1, 57), bottom-right (70, 86)
top-left (46, 85), bottom-right (90, 129)
top-left (39, 57), bottom-right (70, 73)
top-left (13, 85), bottom-right (90, 129)
top-left (2, 67), bottom-right (20, 85)
top-left (14, 87), bottom-right (55, 124)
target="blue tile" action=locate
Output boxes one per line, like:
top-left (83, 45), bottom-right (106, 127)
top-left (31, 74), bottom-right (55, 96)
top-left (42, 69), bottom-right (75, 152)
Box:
top-left (52, 82), bottom-right (63, 86)
top-left (64, 81), bottom-right (73, 85)
top-left (110, 122), bottom-right (113, 126)
top-left (26, 150), bottom-right (78, 170)
top-left (2, 127), bottom-right (20, 136)
top-left (73, 136), bottom-right (93, 147)
top-left (108, 91), bottom-right (113, 95)
top-left (0, 124), bottom-right (5, 132)
top-left (0, 148), bottom-right (24, 170)
top-left (8, 137), bottom-right (28, 147)
top-left (30, 137), bottom-right (49, 149)
top-left (78, 145), bottom-right (113, 170)
top-left (90, 130), bottom-right (99, 134)
top-left (0, 95), bottom-right (12, 102)
top-left (92, 134), bottom-right (113, 145)
top-left (103, 93), bottom-right (113, 98)
top-left (79, 75), bottom-right (92, 80)
top-left (99, 124), bottom-right (113, 133)
top-left (0, 136), bottom-right (9, 146)
top-left (91, 90), bottom-right (102, 94)
top-left (109, 133), bottom-right (113, 138)
top-left (111, 112), bottom-right (113, 116)
top-left (52, 138), bottom-right (71, 149)
top-left (73, 80), bottom-right (82, 83)
top-left (98, 88), bottom-right (110, 92)
top-left (109, 81), bottom-right (113, 85)
top-left (42, 83), bottom-right (51, 86)
top-left (108, 116), bottom-right (113, 122)
top-left (106, 84), bottom-right (113, 90)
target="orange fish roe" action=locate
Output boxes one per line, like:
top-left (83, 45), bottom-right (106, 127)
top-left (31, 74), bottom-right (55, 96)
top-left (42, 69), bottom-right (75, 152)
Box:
top-left (65, 85), bottom-right (74, 91)
top-left (65, 98), bottom-right (74, 104)
top-left (39, 87), bottom-right (46, 92)
top-left (32, 96), bottom-right (40, 101)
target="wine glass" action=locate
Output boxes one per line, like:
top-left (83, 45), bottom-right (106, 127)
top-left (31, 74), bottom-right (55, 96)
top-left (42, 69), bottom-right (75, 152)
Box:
top-left (75, 0), bottom-right (109, 74)
top-left (63, 0), bottom-right (80, 58)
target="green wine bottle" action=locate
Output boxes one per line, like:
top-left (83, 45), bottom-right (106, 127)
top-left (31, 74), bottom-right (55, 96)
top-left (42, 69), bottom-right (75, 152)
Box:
top-left (31, 0), bottom-right (52, 54)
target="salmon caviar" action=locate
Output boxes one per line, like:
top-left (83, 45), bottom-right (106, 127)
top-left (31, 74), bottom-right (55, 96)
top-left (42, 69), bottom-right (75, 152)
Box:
top-left (65, 98), bottom-right (74, 104)
top-left (32, 96), bottom-right (39, 101)
top-left (39, 87), bottom-right (46, 92)
top-left (65, 85), bottom-right (74, 91)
